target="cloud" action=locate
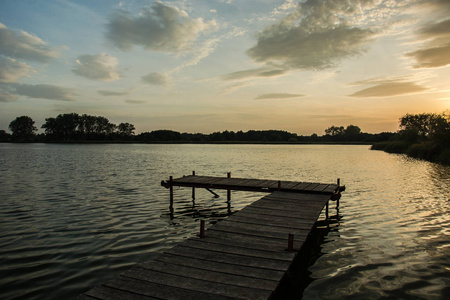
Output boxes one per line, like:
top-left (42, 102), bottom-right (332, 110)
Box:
top-left (98, 90), bottom-right (128, 96)
top-left (406, 18), bottom-right (450, 68)
top-left (8, 83), bottom-right (76, 101)
top-left (73, 53), bottom-right (121, 81)
top-left (0, 57), bottom-right (36, 83)
top-left (125, 99), bottom-right (146, 104)
top-left (0, 89), bottom-right (19, 102)
top-left (406, 42), bottom-right (450, 68)
top-left (106, 1), bottom-right (216, 53)
top-left (246, 0), bottom-right (376, 70)
top-left (349, 79), bottom-right (429, 97)
top-left (222, 67), bottom-right (288, 81)
top-left (0, 23), bottom-right (59, 63)
top-left (142, 72), bottom-right (170, 86)
top-left (255, 93), bottom-right (304, 100)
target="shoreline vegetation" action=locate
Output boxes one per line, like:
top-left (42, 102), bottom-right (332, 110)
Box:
top-left (1, 112), bottom-right (449, 165)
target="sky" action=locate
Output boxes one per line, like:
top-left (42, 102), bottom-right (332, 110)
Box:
top-left (0, 0), bottom-right (449, 135)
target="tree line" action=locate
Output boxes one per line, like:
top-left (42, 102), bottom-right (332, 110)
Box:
top-left (2, 113), bottom-right (135, 142)
top-left (1, 113), bottom-right (396, 143)
top-left (1, 112), bottom-right (448, 150)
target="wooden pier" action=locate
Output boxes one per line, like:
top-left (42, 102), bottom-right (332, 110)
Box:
top-left (76, 173), bottom-right (345, 300)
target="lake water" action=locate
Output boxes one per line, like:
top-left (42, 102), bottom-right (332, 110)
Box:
top-left (0, 144), bottom-right (449, 299)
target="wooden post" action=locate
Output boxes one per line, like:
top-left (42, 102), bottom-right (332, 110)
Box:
top-left (336, 178), bottom-right (340, 209)
top-left (192, 171), bottom-right (196, 200)
top-left (169, 176), bottom-right (174, 209)
top-left (227, 172), bottom-right (231, 201)
top-left (287, 233), bottom-right (294, 251)
top-left (199, 220), bottom-right (205, 238)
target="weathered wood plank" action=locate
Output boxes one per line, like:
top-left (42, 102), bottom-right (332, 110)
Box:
top-left (138, 260), bottom-right (278, 291)
top-left (183, 237), bottom-right (295, 261)
top-left (226, 212), bottom-right (316, 229)
top-left (212, 221), bottom-right (311, 240)
top-left (225, 214), bottom-right (316, 231)
top-left (122, 267), bottom-right (272, 300)
top-left (206, 228), bottom-right (306, 251)
top-left (240, 206), bottom-right (322, 221)
top-left (263, 191), bottom-right (331, 201)
top-left (155, 253), bottom-right (285, 281)
top-left (165, 245), bottom-right (292, 271)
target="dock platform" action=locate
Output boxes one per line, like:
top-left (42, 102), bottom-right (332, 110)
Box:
top-left (76, 174), bottom-right (344, 300)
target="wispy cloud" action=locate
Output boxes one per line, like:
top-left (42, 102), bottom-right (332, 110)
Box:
top-left (73, 53), bottom-right (121, 81)
top-left (222, 67), bottom-right (288, 81)
top-left (406, 17), bottom-right (450, 68)
top-left (1, 83), bottom-right (76, 101)
top-left (125, 99), bottom-right (146, 104)
top-left (142, 72), bottom-right (171, 86)
top-left (255, 93), bottom-right (304, 100)
top-left (106, 1), bottom-right (216, 53)
top-left (98, 90), bottom-right (128, 96)
top-left (0, 22), bottom-right (59, 63)
top-left (349, 78), bottom-right (429, 97)
top-left (0, 89), bottom-right (19, 102)
top-left (0, 57), bottom-right (36, 83)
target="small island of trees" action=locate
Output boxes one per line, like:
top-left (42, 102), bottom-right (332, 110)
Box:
top-left (1, 111), bottom-right (449, 165)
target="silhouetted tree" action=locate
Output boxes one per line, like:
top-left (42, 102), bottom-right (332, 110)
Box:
top-left (0, 129), bottom-right (12, 142)
top-left (324, 125), bottom-right (345, 136)
top-left (9, 116), bottom-right (37, 141)
top-left (117, 122), bottom-right (135, 138)
top-left (344, 125), bottom-right (362, 140)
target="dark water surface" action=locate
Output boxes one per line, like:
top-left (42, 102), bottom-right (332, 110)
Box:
top-left (0, 144), bottom-right (448, 299)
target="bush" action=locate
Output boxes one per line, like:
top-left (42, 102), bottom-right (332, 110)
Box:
top-left (405, 142), bottom-right (441, 161)
top-left (371, 141), bottom-right (410, 153)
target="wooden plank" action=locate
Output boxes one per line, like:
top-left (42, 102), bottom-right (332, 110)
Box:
top-left (249, 200), bottom-right (326, 213)
top-left (311, 183), bottom-right (329, 192)
top-left (165, 245), bottom-right (292, 271)
top-left (322, 184), bottom-right (339, 193)
top-left (263, 191), bottom-right (331, 201)
top-left (225, 214), bottom-right (316, 231)
top-left (289, 182), bottom-right (313, 191)
top-left (182, 237), bottom-right (295, 261)
top-left (104, 276), bottom-right (237, 300)
top-left (226, 212), bottom-right (316, 229)
top-left (186, 234), bottom-right (296, 254)
top-left (155, 253), bottom-right (285, 281)
top-left (137, 260), bottom-right (278, 292)
top-left (240, 206), bottom-right (321, 221)
top-left (254, 199), bottom-right (327, 211)
top-left (210, 222), bottom-right (309, 243)
top-left (206, 228), bottom-right (306, 252)
top-left (122, 267), bottom-right (272, 300)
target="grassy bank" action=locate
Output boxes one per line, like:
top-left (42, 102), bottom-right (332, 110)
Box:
top-left (371, 141), bottom-right (450, 165)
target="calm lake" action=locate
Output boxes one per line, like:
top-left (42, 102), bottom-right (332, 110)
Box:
top-left (0, 143), bottom-right (449, 299)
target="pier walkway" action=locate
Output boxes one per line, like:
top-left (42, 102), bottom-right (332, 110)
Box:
top-left (76, 174), bottom-right (344, 300)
